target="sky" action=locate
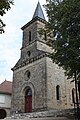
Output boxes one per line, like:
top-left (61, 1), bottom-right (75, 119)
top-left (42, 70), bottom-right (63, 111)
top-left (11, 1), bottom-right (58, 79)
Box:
top-left (0, 0), bottom-right (46, 83)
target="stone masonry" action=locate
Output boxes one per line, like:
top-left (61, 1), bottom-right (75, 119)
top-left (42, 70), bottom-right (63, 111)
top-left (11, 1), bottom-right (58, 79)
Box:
top-left (11, 2), bottom-right (74, 115)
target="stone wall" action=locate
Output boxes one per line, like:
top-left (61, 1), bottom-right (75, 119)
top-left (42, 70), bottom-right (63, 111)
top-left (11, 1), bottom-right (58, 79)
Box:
top-left (46, 57), bottom-right (74, 110)
top-left (11, 57), bottom-right (48, 113)
top-left (11, 56), bottom-right (74, 114)
top-left (22, 20), bottom-right (45, 49)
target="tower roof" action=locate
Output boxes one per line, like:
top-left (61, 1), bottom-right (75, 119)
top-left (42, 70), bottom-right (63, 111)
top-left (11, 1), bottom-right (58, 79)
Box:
top-left (21, 2), bottom-right (46, 30)
top-left (32, 2), bottom-right (45, 20)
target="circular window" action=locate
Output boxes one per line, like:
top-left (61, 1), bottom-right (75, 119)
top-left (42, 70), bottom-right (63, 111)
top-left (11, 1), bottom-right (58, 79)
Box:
top-left (27, 51), bottom-right (31, 57)
top-left (24, 70), bottom-right (31, 80)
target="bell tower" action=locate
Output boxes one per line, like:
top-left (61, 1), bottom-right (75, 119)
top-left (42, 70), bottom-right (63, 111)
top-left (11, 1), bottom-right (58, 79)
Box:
top-left (11, 2), bottom-right (73, 114)
top-left (11, 2), bottom-right (50, 113)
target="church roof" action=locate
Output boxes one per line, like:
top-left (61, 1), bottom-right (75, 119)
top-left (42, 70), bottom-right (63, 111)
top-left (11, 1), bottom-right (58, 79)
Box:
top-left (32, 2), bottom-right (45, 20)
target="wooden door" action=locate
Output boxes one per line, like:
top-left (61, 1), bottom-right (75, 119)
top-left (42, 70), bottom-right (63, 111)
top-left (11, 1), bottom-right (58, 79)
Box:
top-left (25, 96), bottom-right (32, 112)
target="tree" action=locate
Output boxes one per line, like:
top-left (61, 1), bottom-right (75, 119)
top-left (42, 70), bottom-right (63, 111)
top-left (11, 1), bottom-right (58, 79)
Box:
top-left (0, 0), bottom-right (14, 33)
top-left (45, 0), bottom-right (80, 80)
top-left (44, 0), bottom-right (80, 119)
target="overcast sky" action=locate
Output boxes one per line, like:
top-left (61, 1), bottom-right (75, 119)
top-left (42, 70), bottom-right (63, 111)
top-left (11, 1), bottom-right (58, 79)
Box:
top-left (0, 0), bottom-right (46, 83)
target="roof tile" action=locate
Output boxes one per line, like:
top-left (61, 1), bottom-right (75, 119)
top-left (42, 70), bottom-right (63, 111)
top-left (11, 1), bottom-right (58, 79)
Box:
top-left (0, 80), bottom-right (12, 94)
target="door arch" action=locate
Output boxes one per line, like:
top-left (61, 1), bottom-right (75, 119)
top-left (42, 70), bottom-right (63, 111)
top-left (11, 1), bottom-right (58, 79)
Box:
top-left (25, 88), bottom-right (32, 113)
top-left (0, 109), bottom-right (7, 119)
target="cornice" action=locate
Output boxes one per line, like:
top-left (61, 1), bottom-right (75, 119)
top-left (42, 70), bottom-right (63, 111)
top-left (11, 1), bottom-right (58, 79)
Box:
top-left (21, 17), bottom-right (46, 30)
top-left (12, 53), bottom-right (49, 71)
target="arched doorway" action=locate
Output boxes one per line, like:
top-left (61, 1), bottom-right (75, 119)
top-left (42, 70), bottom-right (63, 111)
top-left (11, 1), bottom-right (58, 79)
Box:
top-left (25, 88), bottom-right (32, 113)
top-left (0, 109), bottom-right (7, 119)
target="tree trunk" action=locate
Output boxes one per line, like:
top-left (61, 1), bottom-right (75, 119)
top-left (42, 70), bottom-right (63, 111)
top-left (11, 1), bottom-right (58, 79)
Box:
top-left (74, 71), bottom-right (80, 120)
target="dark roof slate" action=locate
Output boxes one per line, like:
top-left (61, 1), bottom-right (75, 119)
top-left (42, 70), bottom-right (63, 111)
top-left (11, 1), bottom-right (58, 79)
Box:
top-left (21, 2), bottom-right (46, 30)
top-left (32, 2), bottom-right (45, 20)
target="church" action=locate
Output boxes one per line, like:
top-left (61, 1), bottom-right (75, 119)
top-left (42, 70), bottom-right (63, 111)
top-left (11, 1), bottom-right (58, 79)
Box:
top-left (11, 2), bottom-right (75, 114)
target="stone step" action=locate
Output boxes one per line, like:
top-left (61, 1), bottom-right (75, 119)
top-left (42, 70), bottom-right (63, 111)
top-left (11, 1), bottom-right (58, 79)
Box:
top-left (10, 110), bottom-right (65, 118)
top-left (4, 117), bottom-right (72, 120)
top-left (4, 110), bottom-right (74, 120)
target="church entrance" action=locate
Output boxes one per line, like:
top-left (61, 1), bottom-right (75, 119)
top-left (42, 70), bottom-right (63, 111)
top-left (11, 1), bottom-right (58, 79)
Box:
top-left (25, 88), bottom-right (32, 113)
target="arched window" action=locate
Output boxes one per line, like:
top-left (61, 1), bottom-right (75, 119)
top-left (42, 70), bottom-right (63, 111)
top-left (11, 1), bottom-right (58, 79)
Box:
top-left (56, 85), bottom-right (60, 100)
top-left (29, 31), bottom-right (31, 42)
top-left (72, 88), bottom-right (75, 103)
top-left (44, 31), bottom-right (47, 41)
top-left (78, 81), bottom-right (80, 99)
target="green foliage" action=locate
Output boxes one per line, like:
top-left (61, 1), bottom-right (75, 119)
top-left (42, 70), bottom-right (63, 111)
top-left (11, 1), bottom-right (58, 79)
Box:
top-left (45, 0), bottom-right (80, 80)
top-left (0, 0), bottom-right (14, 33)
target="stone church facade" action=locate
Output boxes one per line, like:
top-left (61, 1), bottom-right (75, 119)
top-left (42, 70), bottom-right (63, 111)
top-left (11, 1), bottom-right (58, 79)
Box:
top-left (11, 2), bottom-right (74, 114)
